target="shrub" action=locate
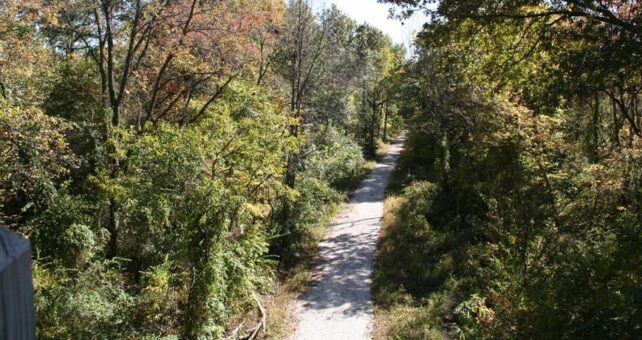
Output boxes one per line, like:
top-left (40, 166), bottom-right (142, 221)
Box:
top-left (304, 127), bottom-right (368, 190)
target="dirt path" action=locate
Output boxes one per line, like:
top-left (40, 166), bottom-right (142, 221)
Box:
top-left (291, 134), bottom-right (405, 340)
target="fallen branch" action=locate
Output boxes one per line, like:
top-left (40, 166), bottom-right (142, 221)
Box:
top-left (223, 292), bottom-right (266, 340)
top-left (244, 293), bottom-right (267, 340)
top-left (222, 323), bottom-right (243, 340)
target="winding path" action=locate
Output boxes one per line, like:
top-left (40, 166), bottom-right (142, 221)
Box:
top-left (291, 134), bottom-right (405, 340)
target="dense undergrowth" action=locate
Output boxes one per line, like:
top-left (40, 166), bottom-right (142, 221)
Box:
top-left (375, 107), bottom-right (642, 339)
top-left (0, 0), bottom-right (405, 338)
top-left (373, 2), bottom-right (642, 338)
top-left (5, 0), bottom-right (641, 338)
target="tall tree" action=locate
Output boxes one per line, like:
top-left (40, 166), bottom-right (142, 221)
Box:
top-left (275, 0), bottom-right (329, 188)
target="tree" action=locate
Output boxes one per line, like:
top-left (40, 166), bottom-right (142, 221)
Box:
top-left (374, 0), bottom-right (642, 338)
top-left (2, 1), bottom-right (405, 337)
top-left (274, 0), bottom-right (329, 189)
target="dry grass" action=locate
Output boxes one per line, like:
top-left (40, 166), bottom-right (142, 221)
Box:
top-left (261, 204), bottom-right (341, 339)
top-left (372, 197), bottom-right (446, 340)
top-left (373, 304), bottom-right (444, 340)
top-left (376, 140), bottom-right (391, 161)
top-left (380, 196), bottom-right (404, 233)
top-left (261, 265), bottom-right (310, 339)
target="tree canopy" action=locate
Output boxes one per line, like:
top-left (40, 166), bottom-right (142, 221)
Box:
top-left (3, 0), bottom-right (640, 338)
top-left (1, 0), bottom-right (405, 338)
top-left (374, 0), bottom-right (642, 338)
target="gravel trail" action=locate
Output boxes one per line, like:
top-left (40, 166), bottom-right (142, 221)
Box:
top-left (291, 134), bottom-right (405, 340)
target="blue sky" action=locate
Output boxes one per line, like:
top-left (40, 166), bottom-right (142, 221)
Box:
top-left (315, 0), bottom-right (429, 53)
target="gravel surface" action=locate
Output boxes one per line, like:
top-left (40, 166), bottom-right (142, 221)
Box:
top-left (291, 135), bottom-right (405, 340)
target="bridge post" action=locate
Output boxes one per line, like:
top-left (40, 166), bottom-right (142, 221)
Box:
top-left (0, 228), bottom-right (36, 340)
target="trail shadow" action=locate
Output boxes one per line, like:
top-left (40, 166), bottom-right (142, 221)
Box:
top-left (350, 140), bottom-right (404, 204)
top-left (295, 133), bottom-right (407, 325)
top-left (299, 219), bottom-right (379, 316)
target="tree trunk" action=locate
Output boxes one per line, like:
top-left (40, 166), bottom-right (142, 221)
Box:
top-left (612, 97), bottom-right (621, 147)
top-left (589, 93), bottom-right (600, 162)
top-left (383, 97), bottom-right (389, 142)
top-left (183, 229), bottom-right (213, 339)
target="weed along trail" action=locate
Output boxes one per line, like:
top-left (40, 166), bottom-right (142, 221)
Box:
top-left (291, 134), bottom-right (405, 340)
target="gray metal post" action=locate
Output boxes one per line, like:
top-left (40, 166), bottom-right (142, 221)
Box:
top-left (0, 228), bottom-right (36, 340)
